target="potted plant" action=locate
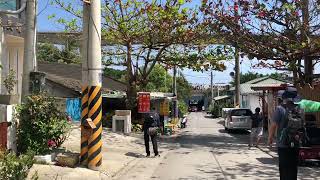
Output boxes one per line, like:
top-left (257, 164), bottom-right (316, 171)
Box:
top-left (0, 69), bottom-right (19, 104)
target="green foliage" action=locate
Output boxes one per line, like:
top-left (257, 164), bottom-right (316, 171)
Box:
top-left (50, 0), bottom-right (231, 110)
top-left (143, 64), bottom-right (172, 92)
top-left (230, 72), bottom-right (264, 86)
top-left (16, 95), bottom-right (71, 155)
top-left (3, 69), bottom-right (16, 94)
top-left (37, 41), bottom-right (80, 64)
top-left (0, 151), bottom-right (35, 180)
top-left (178, 101), bottom-right (188, 117)
top-left (103, 68), bottom-right (125, 81)
top-left (209, 102), bottom-right (233, 118)
top-left (202, 0), bottom-right (320, 83)
top-left (131, 124), bottom-right (143, 132)
top-left (176, 75), bottom-right (192, 101)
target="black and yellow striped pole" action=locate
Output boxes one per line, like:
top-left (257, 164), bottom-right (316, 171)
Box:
top-left (88, 86), bottom-right (102, 169)
top-left (86, 0), bottom-right (103, 170)
top-left (80, 2), bottom-right (90, 166)
top-left (80, 86), bottom-right (89, 165)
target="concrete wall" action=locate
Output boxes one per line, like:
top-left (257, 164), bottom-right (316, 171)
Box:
top-left (0, 28), bottom-right (24, 96)
top-left (241, 94), bottom-right (263, 112)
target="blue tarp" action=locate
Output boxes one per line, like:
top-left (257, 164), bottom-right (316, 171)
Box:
top-left (66, 98), bottom-right (81, 122)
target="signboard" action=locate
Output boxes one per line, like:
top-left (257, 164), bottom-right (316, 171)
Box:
top-left (160, 100), bottom-right (169, 116)
top-left (138, 92), bottom-right (150, 113)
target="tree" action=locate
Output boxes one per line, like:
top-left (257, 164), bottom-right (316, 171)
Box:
top-left (103, 68), bottom-right (125, 81)
top-left (37, 40), bottom-right (80, 64)
top-left (50, 0), bottom-right (230, 111)
top-left (176, 74), bottom-right (192, 101)
top-left (144, 64), bottom-right (172, 93)
top-left (202, 0), bottom-right (320, 85)
top-left (230, 72), bottom-right (264, 86)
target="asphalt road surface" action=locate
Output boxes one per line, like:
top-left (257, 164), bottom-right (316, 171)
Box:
top-left (115, 112), bottom-right (320, 180)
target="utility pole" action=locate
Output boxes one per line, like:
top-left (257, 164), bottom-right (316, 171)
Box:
top-left (234, 1), bottom-right (240, 108)
top-left (234, 46), bottom-right (240, 107)
top-left (80, 2), bottom-right (90, 166)
top-left (173, 65), bottom-right (178, 119)
top-left (211, 70), bottom-right (213, 104)
top-left (21, 0), bottom-right (36, 100)
top-left (86, 0), bottom-right (103, 170)
top-left (302, 0), bottom-right (312, 84)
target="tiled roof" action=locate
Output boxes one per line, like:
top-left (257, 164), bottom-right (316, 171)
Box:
top-left (38, 61), bottom-right (126, 94)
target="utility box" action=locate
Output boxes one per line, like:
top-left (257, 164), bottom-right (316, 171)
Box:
top-left (112, 110), bottom-right (131, 134)
top-left (30, 71), bottom-right (46, 94)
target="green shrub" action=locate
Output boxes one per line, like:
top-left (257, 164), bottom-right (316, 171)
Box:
top-left (131, 124), bottom-right (143, 132)
top-left (0, 151), bottom-right (35, 180)
top-left (178, 101), bottom-right (188, 117)
top-left (16, 95), bottom-right (71, 154)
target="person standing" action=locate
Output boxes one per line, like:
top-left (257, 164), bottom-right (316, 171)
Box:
top-left (268, 90), bottom-right (302, 180)
top-left (143, 110), bottom-right (160, 157)
top-left (249, 107), bottom-right (263, 147)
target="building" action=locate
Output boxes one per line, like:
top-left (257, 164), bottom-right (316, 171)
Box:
top-left (0, 1), bottom-right (25, 95)
top-left (230, 76), bottom-right (289, 112)
top-left (38, 61), bottom-right (126, 98)
top-left (38, 61), bottom-right (127, 121)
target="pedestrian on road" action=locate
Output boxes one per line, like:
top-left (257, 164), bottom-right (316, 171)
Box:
top-left (143, 110), bottom-right (160, 157)
top-left (268, 89), bottom-right (302, 180)
top-left (249, 107), bottom-right (263, 147)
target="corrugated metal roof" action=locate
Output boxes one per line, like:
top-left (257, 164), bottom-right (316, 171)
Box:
top-left (213, 95), bottom-right (231, 101)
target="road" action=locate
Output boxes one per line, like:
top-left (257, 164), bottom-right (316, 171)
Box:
top-left (114, 112), bottom-right (320, 180)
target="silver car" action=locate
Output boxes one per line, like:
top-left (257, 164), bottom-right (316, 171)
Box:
top-left (224, 108), bottom-right (252, 131)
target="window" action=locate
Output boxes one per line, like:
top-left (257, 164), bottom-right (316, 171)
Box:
top-left (241, 95), bottom-right (248, 108)
top-left (231, 109), bottom-right (252, 116)
top-left (0, 0), bottom-right (17, 11)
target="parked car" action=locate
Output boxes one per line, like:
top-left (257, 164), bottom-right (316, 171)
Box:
top-left (223, 108), bottom-right (252, 131)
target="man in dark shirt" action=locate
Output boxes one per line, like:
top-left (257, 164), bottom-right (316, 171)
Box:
top-left (143, 110), bottom-right (160, 157)
top-left (268, 96), bottom-right (299, 180)
top-left (249, 107), bottom-right (263, 147)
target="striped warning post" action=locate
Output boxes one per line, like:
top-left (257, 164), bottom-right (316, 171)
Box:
top-left (80, 86), bottom-right (89, 165)
top-left (88, 86), bottom-right (103, 169)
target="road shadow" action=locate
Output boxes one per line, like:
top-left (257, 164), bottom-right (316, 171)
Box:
top-left (125, 152), bottom-right (145, 158)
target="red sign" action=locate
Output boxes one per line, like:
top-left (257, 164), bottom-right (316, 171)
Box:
top-left (0, 122), bottom-right (8, 150)
top-left (138, 92), bottom-right (150, 113)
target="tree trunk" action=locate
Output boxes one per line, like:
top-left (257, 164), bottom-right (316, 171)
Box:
top-left (125, 42), bottom-right (138, 118)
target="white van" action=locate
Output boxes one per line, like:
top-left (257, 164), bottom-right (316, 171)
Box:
top-left (224, 108), bottom-right (253, 131)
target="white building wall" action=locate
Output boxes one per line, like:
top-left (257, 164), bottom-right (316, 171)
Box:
top-left (0, 30), bottom-right (24, 95)
top-left (248, 94), bottom-right (262, 112)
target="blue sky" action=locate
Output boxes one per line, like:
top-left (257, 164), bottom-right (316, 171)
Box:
top-left (37, 0), bottom-right (319, 85)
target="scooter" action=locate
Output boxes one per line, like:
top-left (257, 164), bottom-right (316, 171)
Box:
top-left (181, 115), bottom-right (187, 128)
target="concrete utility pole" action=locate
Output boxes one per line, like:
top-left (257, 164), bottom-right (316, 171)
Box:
top-left (234, 46), bottom-right (240, 107)
top-left (173, 65), bottom-right (178, 119)
top-left (86, 0), bottom-right (103, 170)
top-left (211, 70), bottom-right (213, 104)
top-left (21, 0), bottom-right (36, 100)
top-left (80, 2), bottom-right (90, 166)
top-left (234, 1), bottom-right (240, 108)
